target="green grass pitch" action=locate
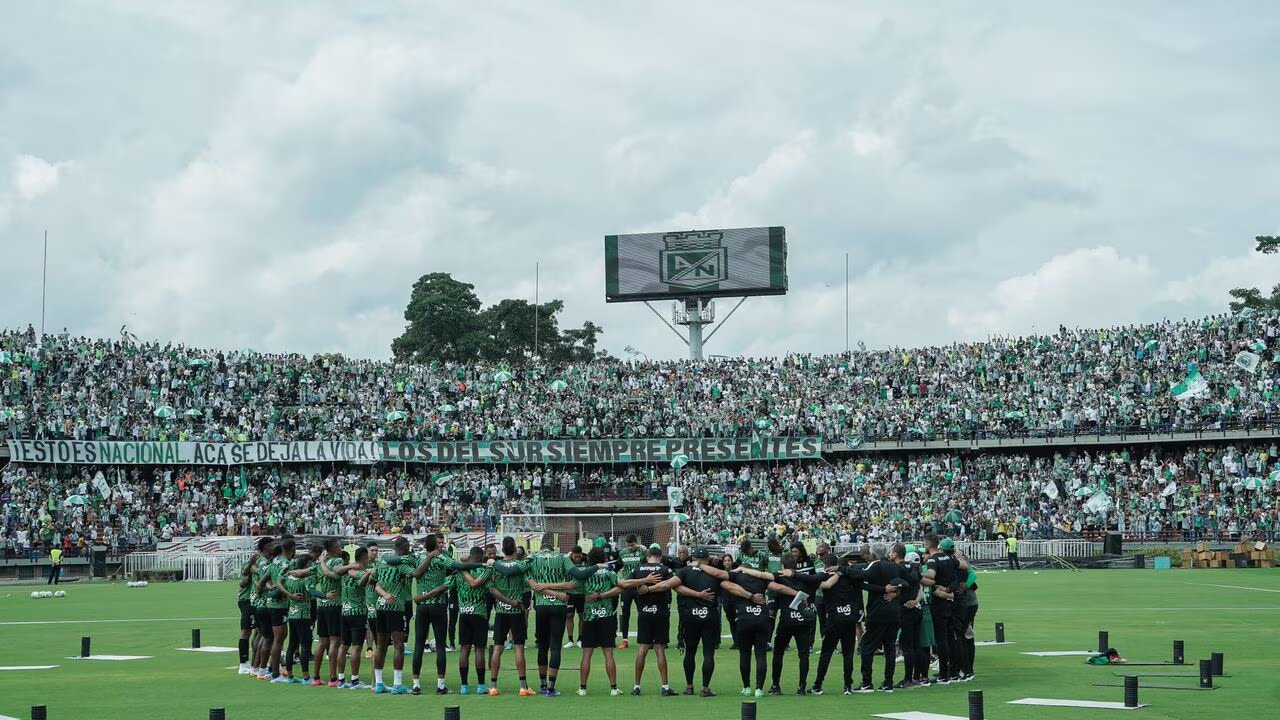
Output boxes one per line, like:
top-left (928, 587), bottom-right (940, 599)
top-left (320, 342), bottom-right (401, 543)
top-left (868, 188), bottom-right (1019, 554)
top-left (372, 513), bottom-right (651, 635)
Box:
top-left (1, 569), bottom-right (1277, 719)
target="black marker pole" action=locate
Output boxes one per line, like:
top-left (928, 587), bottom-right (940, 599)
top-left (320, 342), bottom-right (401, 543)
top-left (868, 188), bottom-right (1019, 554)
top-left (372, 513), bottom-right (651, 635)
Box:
top-left (968, 690), bottom-right (985, 720)
top-left (1123, 676), bottom-right (1138, 708)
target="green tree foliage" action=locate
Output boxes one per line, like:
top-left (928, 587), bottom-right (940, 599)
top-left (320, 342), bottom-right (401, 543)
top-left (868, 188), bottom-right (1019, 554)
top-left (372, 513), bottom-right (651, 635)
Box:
top-left (392, 273), bottom-right (605, 363)
top-left (1228, 236), bottom-right (1280, 314)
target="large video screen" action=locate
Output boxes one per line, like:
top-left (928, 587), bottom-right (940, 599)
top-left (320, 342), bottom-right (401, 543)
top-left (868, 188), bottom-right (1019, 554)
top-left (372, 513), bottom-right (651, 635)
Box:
top-left (605, 226), bottom-right (787, 302)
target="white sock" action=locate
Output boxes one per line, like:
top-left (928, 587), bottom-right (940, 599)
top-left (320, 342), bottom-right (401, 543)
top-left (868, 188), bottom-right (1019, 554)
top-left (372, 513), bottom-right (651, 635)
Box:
top-left (412, 679), bottom-right (421, 689)
top-left (374, 669), bottom-right (384, 685)
top-left (437, 678), bottom-right (446, 689)
top-left (338, 673), bottom-right (345, 682)
top-left (394, 670), bottom-right (403, 686)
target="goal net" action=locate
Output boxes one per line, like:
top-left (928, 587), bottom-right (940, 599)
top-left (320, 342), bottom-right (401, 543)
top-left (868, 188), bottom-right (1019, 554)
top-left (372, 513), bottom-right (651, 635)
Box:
top-left (500, 512), bottom-right (682, 554)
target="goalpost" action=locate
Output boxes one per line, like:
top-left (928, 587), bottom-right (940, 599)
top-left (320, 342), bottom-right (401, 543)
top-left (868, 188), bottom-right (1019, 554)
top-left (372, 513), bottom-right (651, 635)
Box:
top-left (499, 512), bottom-right (682, 554)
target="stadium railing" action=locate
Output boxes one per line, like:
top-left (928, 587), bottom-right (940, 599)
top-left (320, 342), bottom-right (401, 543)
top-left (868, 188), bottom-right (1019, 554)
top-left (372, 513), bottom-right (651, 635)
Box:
top-left (124, 550), bottom-right (255, 581)
top-left (828, 539), bottom-right (1101, 560)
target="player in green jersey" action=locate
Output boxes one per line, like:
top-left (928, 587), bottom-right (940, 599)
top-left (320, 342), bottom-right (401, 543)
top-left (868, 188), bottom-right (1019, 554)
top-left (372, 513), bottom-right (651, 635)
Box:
top-left (410, 534), bottom-right (486, 696)
top-left (282, 554), bottom-right (322, 684)
top-left (450, 547), bottom-right (494, 694)
top-left (576, 546), bottom-right (639, 696)
top-left (311, 539), bottom-right (357, 687)
top-left (238, 537), bottom-right (271, 675)
top-left (524, 547), bottom-right (594, 696)
top-left (372, 536), bottom-right (417, 695)
top-left (260, 540), bottom-right (292, 682)
top-left (364, 542), bottom-right (380, 659)
top-left (486, 537), bottom-right (534, 696)
top-left (564, 544), bottom-right (587, 648)
top-left (248, 541), bottom-right (273, 678)
top-left (616, 534), bottom-right (645, 650)
top-left (337, 547), bottom-right (375, 689)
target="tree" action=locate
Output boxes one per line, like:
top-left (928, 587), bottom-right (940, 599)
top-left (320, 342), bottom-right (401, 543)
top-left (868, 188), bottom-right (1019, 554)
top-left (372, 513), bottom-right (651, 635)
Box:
top-left (391, 273), bottom-right (483, 362)
top-left (392, 273), bottom-right (607, 363)
top-left (1228, 236), bottom-right (1280, 314)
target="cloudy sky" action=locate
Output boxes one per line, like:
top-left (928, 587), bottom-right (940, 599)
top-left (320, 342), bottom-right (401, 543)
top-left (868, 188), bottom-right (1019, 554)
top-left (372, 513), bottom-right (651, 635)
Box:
top-left (2, 2), bottom-right (1278, 360)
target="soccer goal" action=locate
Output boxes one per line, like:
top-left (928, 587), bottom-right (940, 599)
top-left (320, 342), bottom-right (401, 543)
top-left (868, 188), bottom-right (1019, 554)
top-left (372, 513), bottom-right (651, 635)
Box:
top-left (500, 512), bottom-right (682, 554)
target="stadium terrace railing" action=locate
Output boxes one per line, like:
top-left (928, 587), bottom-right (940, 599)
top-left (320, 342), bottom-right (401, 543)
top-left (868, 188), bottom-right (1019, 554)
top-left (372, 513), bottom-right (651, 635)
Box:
top-left (124, 551), bottom-right (255, 581)
top-left (828, 539), bottom-right (1101, 561)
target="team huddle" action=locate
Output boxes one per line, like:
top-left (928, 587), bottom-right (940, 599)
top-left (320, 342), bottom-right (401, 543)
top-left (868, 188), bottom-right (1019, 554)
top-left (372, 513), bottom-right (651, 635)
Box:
top-left (237, 532), bottom-right (981, 698)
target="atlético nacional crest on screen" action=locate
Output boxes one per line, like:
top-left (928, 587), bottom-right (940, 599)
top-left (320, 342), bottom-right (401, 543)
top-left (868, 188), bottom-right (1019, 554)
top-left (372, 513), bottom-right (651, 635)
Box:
top-left (659, 231), bottom-right (728, 291)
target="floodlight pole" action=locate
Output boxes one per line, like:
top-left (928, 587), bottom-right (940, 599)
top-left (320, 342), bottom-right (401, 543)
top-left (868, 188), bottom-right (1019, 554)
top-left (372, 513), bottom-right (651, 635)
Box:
top-left (687, 302), bottom-right (705, 361)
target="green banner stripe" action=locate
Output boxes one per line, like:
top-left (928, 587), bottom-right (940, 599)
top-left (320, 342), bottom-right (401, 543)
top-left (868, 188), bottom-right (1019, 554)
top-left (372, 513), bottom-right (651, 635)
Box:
top-left (5, 437), bottom-right (823, 466)
top-left (768, 226), bottom-right (787, 290)
top-left (604, 235), bottom-right (620, 297)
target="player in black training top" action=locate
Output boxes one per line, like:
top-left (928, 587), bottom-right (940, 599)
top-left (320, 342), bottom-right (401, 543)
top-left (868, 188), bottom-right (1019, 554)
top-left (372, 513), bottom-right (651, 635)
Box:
top-left (858, 545), bottom-right (910, 693)
top-left (721, 562), bottom-right (773, 698)
top-left (896, 550), bottom-right (927, 688)
top-left (665, 547), bottom-right (729, 697)
top-left (921, 535), bottom-right (968, 684)
top-left (735, 554), bottom-right (822, 695)
top-left (809, 552), bottom-right (866, 695)
top-left (626, 545), bottom-right (679, 696)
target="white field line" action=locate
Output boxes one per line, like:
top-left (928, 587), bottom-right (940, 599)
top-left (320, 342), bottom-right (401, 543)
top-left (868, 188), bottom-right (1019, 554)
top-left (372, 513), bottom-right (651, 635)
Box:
top-left (1185, 583), bottom-right (1280, 594)
top-left (0, 616), bottom-right (236, 626)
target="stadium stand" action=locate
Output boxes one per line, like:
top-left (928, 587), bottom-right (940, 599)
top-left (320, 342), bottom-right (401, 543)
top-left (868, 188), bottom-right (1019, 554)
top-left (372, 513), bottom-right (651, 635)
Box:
top-left (2, 311), bottom-right (1279, 560)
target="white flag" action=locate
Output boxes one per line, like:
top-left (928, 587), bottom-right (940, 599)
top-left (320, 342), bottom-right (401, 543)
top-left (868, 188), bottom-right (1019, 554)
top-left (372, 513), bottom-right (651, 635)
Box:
top-left (1042, 480), bottom-right (1060, 500)
top-left (1170, 371), bottom-right (1209, 401)
top-left (1161, 481), bottom-right (1177, 497)
top-left (1234, 351), bottom-right (1261, 374)
top-left (92, 471), bottom-right (111, 498)
top-left (1084, 490), bottom-right (1111, 514)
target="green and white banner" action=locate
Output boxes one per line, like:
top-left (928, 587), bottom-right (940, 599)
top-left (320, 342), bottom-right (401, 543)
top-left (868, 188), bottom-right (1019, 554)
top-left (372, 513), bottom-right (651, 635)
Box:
top-left (6, 437), bottom-right (822, 466)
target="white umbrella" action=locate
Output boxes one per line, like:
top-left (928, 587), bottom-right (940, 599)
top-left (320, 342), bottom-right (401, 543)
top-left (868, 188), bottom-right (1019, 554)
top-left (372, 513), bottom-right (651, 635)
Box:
top-left (385, 410), bottom-right (408, 422)
top-left (63, 495), bottom-right (88, 506)
top-left (154, 406), bottom-right (176, 419)
top-left (183, 408), bottom-right (203, 418)
top-left (495, 370), bottom-right (514, 383)
top-left (670, 454), bottom-right (690, 469)
top-left (437, 404), bottom-right (457, 413)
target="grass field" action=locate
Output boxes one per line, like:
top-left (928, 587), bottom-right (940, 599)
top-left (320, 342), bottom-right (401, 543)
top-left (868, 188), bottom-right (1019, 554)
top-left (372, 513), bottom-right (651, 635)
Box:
top-left (1, 569), bottom-right (1277, 720)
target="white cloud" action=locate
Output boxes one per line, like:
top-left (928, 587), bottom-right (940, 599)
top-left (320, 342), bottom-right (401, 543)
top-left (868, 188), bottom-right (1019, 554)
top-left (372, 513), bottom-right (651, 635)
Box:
top-left (0, 3), bottom-right (1277, 359)
top-left (12, 154), bottom-right (62, 202)
top-left (947, 247), bottom-right (1158, 337)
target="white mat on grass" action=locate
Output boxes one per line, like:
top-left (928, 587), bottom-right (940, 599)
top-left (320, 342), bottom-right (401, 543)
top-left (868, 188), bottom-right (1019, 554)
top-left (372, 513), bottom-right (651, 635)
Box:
top-left (976, 641), bottom-right (1015, 646)
top-left (873, 712), bottom-right (968, 720)
top-left (177, 646), bottom-right (238, 653)
top-left (2, 713), bottom-right (22, 720)
top-left (67, 655), bottom-right (152, 661)
top-left (0, 665), bottom-right (58, 671)
top-left (1021, 651), bottom-right (1095, 656)
top-left (1009, 698), bottom-right (1148, 710)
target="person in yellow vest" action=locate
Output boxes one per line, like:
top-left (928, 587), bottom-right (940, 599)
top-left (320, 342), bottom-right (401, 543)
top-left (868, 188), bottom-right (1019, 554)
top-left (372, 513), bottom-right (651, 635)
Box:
top-left (48, 547), bottom-right (63, 585)
top-left (1005, 534), bottom-right (1020, 571)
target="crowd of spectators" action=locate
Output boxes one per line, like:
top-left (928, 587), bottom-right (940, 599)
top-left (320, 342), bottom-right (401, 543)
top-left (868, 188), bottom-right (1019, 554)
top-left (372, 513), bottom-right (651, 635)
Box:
top-left (3, 440), bottom-right (1277, 558)
top-left (3, 310), bottom-right (1278, 445)
top-left (2, 311), bottom-right (1279, 558)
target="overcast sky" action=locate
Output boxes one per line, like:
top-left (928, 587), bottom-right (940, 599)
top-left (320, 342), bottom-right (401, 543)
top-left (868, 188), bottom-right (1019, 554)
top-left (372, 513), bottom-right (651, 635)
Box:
top-left (2, 2), bottom-right (1278, 360)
